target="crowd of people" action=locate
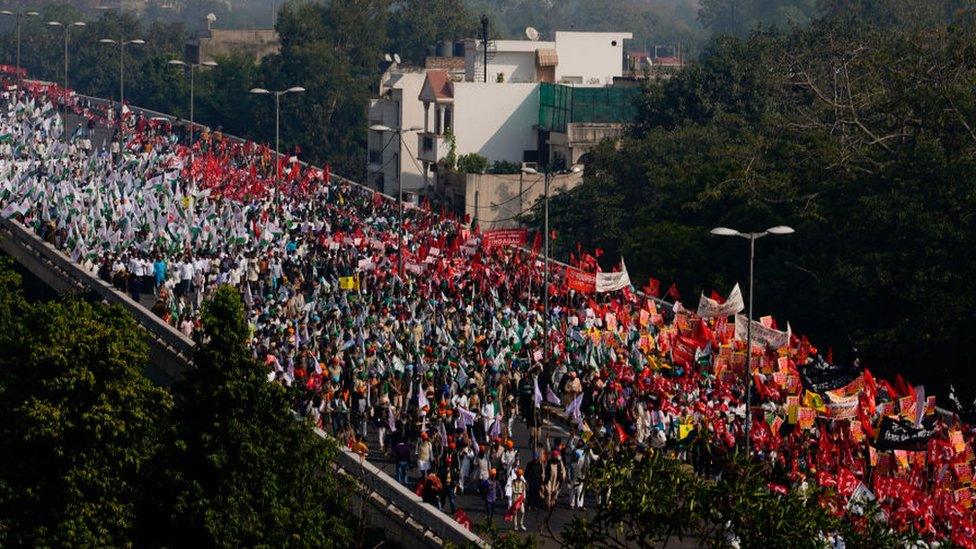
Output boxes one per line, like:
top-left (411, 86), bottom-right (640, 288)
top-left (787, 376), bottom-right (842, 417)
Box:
top-left (1, 80), bottom-right (974, 546)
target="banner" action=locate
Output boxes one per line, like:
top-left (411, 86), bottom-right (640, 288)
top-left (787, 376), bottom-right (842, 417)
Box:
top-left (874, 415), bottom-right (937, 451)
top-left (566, 267), bottom-right (596, 293)
top-left (596, 258), bottom-right (631, 293)
top-left (800, 355), bottom-right (863, 394)
top-left (734, 315), bottom-right (790, 349)
top-left (696, 283), bottom-right (745, 318)
top-left (483, 228), bottom-right (527, 248)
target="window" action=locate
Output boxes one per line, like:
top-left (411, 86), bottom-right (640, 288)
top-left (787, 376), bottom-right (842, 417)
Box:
top-left (444, 107), bottom-right (453, 133)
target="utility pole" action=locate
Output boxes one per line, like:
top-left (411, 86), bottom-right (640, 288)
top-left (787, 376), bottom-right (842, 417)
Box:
top-left (480, 14), bottom-right (489, 83)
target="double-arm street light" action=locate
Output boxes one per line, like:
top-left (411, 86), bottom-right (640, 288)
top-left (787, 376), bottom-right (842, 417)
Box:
top-left (369, 123), bottom-right (423, 276)
top-left (710, 225), bottom-right (795, 457)
top-left (98, 38), bottom-right (144, 110)
top-left (1, 8), bottom-right (38, 82)
top-left (168, 59), bottom-right (217, 144)
top-left (249, 86), bottom-right (306, 188)
top-left (47, 19), bottom-right (86, 142)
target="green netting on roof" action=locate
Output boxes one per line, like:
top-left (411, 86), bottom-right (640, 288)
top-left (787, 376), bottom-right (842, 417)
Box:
top-left (538, 83), bottom-right (641, 133)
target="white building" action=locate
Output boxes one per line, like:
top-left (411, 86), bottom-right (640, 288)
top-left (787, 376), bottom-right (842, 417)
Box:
top-left (463, 31), bottom-right (632, 86)
top-left (417, 72), bottom-right (540, 170)
top-left (367, 65), bottom-right (429, 196)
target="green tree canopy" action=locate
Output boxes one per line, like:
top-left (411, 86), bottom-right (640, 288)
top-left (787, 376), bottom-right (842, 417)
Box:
top-left (141, 285), bottom-right (358, 547)
top-left (534, 7), bottom-right (976, 406)
top-left (0, 259), bottom-right (173, 546)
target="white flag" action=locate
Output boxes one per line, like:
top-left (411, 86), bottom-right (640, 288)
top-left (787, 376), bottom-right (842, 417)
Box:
top-left (596, 258), bottom-right (631, 293)
top-left (696, 283), bottom-right (745, 318)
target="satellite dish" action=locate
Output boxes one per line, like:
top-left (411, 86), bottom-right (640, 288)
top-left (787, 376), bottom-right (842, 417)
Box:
top-left (384, 53), bottom-right (392, 62)
top-left (525, 26), bottom-right (540, 41)
top-left (206, 12), bottom-right (217, 22)
top-left (393, 53), bottom-right (401, 64)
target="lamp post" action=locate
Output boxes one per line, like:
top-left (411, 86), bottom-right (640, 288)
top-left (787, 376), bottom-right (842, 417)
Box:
top-left (98, 38), bottom-right (144, 110)
top-left (47, 19), bottom-right (86, 142)
top-left (168, 59), bottom-right (217, 145)
top-left (370, 123), bottom-right (423, 276)
top-left (710, 225), bottom-right (795, 457)
top-left (521, 165), bottom-right (581, 380)
top-left (250, 86), bottom-right (306, 188)
top-left (1, 8), bottom-right (38, 82)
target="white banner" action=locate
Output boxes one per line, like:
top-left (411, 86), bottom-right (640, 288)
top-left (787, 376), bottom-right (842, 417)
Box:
top-left (696, 283), bottom-right (745, 318)
top-left (596, 258), bottom-right (632, 293)
top-left (734, 314), bottom-right (790, 349)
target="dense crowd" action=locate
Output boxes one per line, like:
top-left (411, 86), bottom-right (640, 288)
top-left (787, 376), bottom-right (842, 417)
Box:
top-left (1, 82), bottom-right (974, 546)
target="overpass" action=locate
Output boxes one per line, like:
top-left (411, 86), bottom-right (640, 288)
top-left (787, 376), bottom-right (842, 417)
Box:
top-left (0, 205), bottom-right (485, 548)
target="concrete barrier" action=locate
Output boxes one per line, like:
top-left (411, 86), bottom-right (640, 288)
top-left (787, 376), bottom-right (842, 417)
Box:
top-left (0, 217), bottom-right (191, 385)
top-left (320, 429), bottom-right (488, 548)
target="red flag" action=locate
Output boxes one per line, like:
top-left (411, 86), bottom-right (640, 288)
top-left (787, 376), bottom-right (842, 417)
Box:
top-left (531, 231), bottom-right (542, 255)
top-left (594, 247), bottom-right (604, 258)
top-left (643, 277), bottom-right (661, 298)
top-left (454, 509), bottom-right (472, 530)
top-left (667, 282), bottom-right (680, 300)
top-left (613, 421), bottom-right (629, 443)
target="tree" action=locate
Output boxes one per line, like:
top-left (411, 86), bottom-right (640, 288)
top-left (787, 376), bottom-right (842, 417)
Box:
top-left (140, 286), bottom-right (358, 547)
top-left (457, 152), bottom-right (489, 174)
top-left (561, 449), bottom-right (704, 547)
top-left (533, 12), bottom-right (976, 413)
top-left (0, 262), bottom-right (173, 547)
top-left (388, 0), bottom-right (479, 65)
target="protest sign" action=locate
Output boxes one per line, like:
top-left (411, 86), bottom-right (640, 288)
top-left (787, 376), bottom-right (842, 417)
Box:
top-left (874, 415), bottom-right (937, 451)
top-left (483, 228), bottom-right (527, 248)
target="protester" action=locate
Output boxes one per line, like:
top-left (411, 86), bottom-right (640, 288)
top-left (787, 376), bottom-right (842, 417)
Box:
top-left (1, 81), bottom-right (973, 547)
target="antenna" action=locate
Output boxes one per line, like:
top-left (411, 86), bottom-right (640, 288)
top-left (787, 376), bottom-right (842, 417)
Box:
top-left (393, 53), bottom-right (401, 64)
top-left (525, 26), bottom-right (540, 41)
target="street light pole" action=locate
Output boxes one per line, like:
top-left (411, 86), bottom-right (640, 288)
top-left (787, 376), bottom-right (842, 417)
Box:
top-left (710, 225), bottom-right (795, 458)
top-left (1, 9), bottom-right (39, 83)
top-left (169, 59), bottom-right (217, 146)
top-left (99, 38), bottom-right (144, 113)
top-left (47, 20), bottom-right (86, 143)
top-left (250, 86), bottom-right (306, 188)
top-left (522, 165), bottom-right (581, 382)
top-left (369, 124), bottom-right (423, 277)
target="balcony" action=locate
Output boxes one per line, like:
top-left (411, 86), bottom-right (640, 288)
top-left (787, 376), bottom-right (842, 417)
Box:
top-left (417, 132), bottom-right (449, 164)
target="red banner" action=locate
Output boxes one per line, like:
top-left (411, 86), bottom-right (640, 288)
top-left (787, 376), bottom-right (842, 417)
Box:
top-left (482, 228), bottom-right (527, 248)
top-left (566, 267), bottom-right (596, 293)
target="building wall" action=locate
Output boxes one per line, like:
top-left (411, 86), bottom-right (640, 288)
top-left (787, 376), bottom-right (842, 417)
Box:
top-left (484, 51), bottom-right (538, 83)
top-left (453, 83), bottom-right (539, 165)
top-left (195, 29), bottom-right (280, 64)
top-left (554, 31), bottom-right (631, 86)
top-left (440, 171), bottom-right (583, 229)
top-left (464, 39), bottom-right (555, 83)
top-left (367, 71), bottom-right (428, 195)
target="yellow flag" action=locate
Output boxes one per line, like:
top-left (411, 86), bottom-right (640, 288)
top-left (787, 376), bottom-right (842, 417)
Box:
top-left (679, 423), bottom-right (693, 440)
top-left (804, 390), bottom-right (826, 412)
top-left (339, 276), bottom-right (355, 290)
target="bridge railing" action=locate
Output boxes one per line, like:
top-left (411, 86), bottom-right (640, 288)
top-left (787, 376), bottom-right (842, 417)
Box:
top-left (321, 429), bottom-right (488, 548)
top-left (0, 216), bottom-right (192, 383)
